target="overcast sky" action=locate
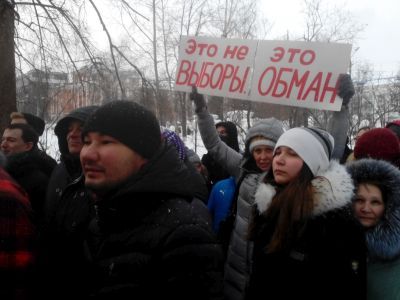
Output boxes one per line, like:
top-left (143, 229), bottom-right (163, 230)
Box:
top-left (261, 0), bottom-right (400, 78)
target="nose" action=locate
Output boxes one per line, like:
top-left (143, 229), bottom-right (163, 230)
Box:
top-left (69, 126), bottom-right (82, 138)
top-left (274, 153), bottom-right (284, 165)
top-left (360, 203), bottom-right (371, 213)
top-left (80, 143), bottom-right (99, 163)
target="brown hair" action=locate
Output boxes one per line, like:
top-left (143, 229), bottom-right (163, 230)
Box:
top-left (261, 164), bottom-right (315, 253)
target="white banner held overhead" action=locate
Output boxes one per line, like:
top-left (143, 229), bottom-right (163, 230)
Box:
top-left (175, 36), bottom-right (352, 111)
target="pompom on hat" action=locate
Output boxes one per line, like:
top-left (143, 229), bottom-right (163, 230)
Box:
top-left (161, 129), bottom-right (186, 161)
top-left (82, 101), bottom-right (161, 159)
top-left (274, 127), bottom-right (334, 176)
top-left (354, 128), bottom-right (400, 165)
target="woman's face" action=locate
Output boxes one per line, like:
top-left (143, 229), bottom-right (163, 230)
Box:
top-left (272, 146), bottom-right (304, 185)
top-left (252, 145), bottom-right (274, 172)
top-left (353, 183), bottom-right (385, 228)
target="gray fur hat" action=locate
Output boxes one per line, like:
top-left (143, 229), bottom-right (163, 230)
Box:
top-left (244, 118), bottom-right (284, 155)
top-left (347, 158), bottom-right (400, 261)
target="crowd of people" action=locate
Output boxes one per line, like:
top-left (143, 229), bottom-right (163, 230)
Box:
top-left (1, 74), bottom-right (400, 299)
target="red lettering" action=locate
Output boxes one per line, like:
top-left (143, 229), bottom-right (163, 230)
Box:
top-left (272, 67), bottom-right (292, 97)
top-left (218, 64), bottom-right (235, 90)
top-left (185, 39), bottom-right (196, 54)
top-left (300, 50), bottom-right (316, 65)
top-left (223, 46), bottom-right (238, 59)
top-left (258, 66), bottom-right (277, 96)
top-left (198, 62), bottom-right (214, 88)
top-left (237, 46), bottom-right (249, 60)
top-left (229, 67), bottom-right (243, 92)
top-left (207, 44), bottom-right (218, 57)
top-left (270, 47), bottom-right (284, 62)
top-left (319, 73), bottom-right (337, 103)
top-left (197, 43), bottom-right (208, 55)
top-left (301, 72), bottom-right (323, 101)
top-left (287, 48), bottom-right (301, 63)
top-left (239, 67), bottom-right (250, 93)
top-left (176, 60), bottom-right (192, 85)
top-left (210, 64), bottom-right (224, 89)
top-left (287, 69), bottom-right (310, 99)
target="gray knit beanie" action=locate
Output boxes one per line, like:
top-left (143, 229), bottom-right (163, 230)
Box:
top-left (244, 118), bottom-right (284, 155)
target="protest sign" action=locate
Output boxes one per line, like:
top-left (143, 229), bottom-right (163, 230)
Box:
top-left (175, 36), bottom-right (351, 111)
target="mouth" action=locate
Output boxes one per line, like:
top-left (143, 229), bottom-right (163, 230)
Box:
top-left (83, 165), bottom-right (105, 175)
top-left (274, 169), bottom-right (285, 176)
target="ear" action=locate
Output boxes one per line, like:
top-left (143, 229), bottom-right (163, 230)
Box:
top-left (25, 142), bottom-right (34, 151)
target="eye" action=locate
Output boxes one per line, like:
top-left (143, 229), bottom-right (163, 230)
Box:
top-left (101, 140), bottom-right (115, 145)
top-left (354, 197), bottom-right (363, 204)
top-left (83, 138), bottom-right (91, 145)
top-left (287, 149), bottom-right (299, 157)
top-left (371, 199), bottom-right (383, 206)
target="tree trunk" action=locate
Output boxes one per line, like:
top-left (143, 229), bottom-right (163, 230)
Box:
top-left (0, 0), bottom-right (16, 132)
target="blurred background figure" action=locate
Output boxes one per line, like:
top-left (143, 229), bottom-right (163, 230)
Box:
top-left (386, 120), bottom-right (400, 141)
top-left (353, 127), bottom-right (400, 168)
top-left (0, 151), bottom-right (36, 300)
top-left (201, 121), bottom-right (240, 188)
top-left (161, 128), bottom-right (210, 201)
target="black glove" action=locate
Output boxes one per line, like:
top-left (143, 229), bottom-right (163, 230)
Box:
top-left (337, 74), bottom-right (355, 107)
top-left (189, 85), bottom-right (207, 113)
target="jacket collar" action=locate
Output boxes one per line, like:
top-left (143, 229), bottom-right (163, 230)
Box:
top-left (255, 160), bottom-right (354, 216)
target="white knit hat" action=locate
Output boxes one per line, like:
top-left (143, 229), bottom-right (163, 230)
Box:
top-left (274, 127), bottom-right (334, 175)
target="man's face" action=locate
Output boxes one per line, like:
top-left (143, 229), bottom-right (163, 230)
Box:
top-left (1, 128), bottom-right (32, 155)
top-left (67, 120), bottom-right (84, 156)
top-left (217, 126), bottom-right (228, 137)
top-left (80, 132), bottom-right (148, 194)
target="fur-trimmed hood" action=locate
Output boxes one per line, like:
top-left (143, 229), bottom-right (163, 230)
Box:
top-left (347, 158), bottom-right (400, 261)
top-left (255, 160), bottom-right (354, 216)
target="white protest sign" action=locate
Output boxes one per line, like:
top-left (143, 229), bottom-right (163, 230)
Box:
top-left (175, 36), bottom-right (258, 98)
top-left (175, 36), bottom-right (352, 111)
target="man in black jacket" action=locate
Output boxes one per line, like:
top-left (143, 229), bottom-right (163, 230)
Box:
top-left (1, 123), bottom-right (52, 227)
top-left (80, 100), bottom-right (223, 299)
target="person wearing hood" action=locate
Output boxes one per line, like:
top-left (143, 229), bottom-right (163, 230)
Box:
top-left (347, 158), bottom-right (400, 299)
top-left (45, 105), bottom-right (99, 220)
top-left (80, 100), bottom-right (223, 299)
top-left (39, 105), bottom-right (98, 299)
top-left (202, 120), bottom-right (240, 187)
top-left (247, 127), bottom-right (366, 300)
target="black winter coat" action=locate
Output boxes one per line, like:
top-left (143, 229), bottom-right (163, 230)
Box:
top-left (86, 144), bottom-right (224, 299)
top-left (6, 149), bottom-right (55, 227)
